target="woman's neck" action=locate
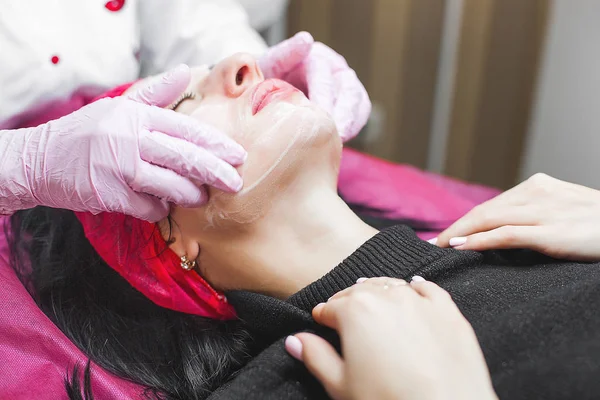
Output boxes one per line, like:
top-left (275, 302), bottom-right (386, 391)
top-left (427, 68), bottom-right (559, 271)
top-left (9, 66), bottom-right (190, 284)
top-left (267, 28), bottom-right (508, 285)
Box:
top-left (197, 190), bottom-right (379, 298)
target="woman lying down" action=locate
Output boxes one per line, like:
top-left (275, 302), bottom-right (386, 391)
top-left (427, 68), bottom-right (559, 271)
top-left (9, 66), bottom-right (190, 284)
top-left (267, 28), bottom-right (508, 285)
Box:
top-left (8, 53), bottom-right (600, 400)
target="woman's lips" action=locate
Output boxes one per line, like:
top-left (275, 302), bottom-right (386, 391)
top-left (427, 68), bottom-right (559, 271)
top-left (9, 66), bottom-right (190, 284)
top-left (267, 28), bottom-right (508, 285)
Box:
top-left (251, 79), bottom-right (300, 115)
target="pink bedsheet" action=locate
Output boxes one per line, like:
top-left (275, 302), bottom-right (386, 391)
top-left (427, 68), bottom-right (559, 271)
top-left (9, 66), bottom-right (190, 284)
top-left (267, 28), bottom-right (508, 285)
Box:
top-left (338, 148), bottom-right (500, 239)
top-left (0, 217), bottom-right (143, 399)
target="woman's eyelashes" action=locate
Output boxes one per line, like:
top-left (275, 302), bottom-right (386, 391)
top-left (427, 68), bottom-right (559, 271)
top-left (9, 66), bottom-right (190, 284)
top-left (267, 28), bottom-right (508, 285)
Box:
top-left (169, 92), bottom-right (197, 111)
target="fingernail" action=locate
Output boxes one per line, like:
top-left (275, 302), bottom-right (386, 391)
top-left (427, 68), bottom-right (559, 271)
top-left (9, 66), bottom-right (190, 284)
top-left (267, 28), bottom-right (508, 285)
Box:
top-left (356, 277), bottom-right (368, 284)
top-left (427, 237), bottom-right (438, 245)
top-left (449, 237), bottom-right (467, 247)
top-left (411, 276), bottom-right (426, 283)
top-left (285, 336), bottom-right (303, 361)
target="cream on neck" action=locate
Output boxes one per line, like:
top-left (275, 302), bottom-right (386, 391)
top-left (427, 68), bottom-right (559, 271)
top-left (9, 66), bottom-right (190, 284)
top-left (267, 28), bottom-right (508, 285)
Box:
top-left (167, 187), bottom-right (378, 299)
top-left (160, 84), bottom-right (376, 297)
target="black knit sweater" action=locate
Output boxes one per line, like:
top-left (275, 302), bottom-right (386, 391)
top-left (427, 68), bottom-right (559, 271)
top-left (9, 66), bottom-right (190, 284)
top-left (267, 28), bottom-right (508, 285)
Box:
top-left (209, 225), bottom-right (600, 400)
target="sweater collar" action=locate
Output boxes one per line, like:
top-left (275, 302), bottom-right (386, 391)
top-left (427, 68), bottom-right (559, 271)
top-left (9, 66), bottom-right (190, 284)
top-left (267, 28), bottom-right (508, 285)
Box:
top-left (227, 225), bottom-right (451, 337)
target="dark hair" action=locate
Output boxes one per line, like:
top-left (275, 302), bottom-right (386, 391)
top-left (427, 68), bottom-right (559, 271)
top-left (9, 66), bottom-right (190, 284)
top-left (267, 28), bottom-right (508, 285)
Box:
top-left (7, 203), bottom-right (439, 399)
top-left (8, 207), bottom-right (253, 400)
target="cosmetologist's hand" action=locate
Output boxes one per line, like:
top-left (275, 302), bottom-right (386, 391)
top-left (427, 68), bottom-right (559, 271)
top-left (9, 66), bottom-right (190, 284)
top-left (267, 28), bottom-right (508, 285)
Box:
top-left (259, 31), bottom-right (371, 142)
top-left (0, 65), bottom-right (246, 221)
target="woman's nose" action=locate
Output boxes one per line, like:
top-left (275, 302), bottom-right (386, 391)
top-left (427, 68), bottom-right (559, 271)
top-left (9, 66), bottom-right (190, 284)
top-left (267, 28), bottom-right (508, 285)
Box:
top-left (220, 53), bottom-right (264, 98)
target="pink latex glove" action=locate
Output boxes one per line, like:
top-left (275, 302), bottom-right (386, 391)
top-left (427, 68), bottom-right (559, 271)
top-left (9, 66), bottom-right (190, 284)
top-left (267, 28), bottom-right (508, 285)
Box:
top-left (259, 31), bottom-right (372, 142)
top-left (0, 65), bottom-right (246, 221)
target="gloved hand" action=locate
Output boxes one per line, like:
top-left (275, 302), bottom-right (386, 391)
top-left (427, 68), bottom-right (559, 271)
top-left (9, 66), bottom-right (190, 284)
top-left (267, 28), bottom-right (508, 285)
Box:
top-left (0, 65), bottom-right (246, 221)
top-left (259, 32), bottom-right (371, 142)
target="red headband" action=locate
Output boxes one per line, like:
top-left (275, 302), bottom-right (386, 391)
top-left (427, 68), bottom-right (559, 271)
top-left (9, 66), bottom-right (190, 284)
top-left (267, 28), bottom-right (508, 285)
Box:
top-left (75, 212), bottom-right (236, 320)
top-left (73, 84), bottom-right (235, 319)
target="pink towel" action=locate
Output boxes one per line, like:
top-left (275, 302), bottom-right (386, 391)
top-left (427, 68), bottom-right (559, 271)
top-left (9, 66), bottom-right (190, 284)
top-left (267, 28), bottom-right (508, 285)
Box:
top-left (338, 148), bottom-right (500, 239)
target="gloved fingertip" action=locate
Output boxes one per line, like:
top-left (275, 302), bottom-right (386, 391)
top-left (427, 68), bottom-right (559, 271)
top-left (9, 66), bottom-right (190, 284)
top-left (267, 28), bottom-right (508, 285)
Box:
top-left (226, 147), bottom-right (248, 166)
top-left (209, 164), bottom-right (244, 193)
top-left (163, 64), bottom-right (191, 84)
top-left (141, 206), bottom-right (169, 223)
top-left (293, 31), bottom-right (314, 46)
top-left (172, 186), bottom-right (208, 208)
top-left (135, 66), bottom-right (192, 107)
top-left (231, 176), bottom-right (244, 192)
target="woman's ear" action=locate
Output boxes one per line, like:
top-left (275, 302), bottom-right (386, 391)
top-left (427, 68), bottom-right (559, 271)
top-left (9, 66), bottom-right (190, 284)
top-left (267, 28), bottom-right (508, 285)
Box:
top-left (157, 216), bottom-right (200, 262)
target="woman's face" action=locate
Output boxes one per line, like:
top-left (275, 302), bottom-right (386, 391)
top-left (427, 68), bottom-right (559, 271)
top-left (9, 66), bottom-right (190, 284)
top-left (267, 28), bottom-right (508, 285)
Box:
top-left (169, 53), bottom-right (340, 225)
top-left (151, 54), bottom-right (342, 292)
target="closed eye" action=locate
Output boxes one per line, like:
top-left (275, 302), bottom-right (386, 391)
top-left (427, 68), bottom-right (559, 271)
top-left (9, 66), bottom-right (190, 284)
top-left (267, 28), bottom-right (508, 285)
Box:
top-left (169, 92), bottom-right (196, 111)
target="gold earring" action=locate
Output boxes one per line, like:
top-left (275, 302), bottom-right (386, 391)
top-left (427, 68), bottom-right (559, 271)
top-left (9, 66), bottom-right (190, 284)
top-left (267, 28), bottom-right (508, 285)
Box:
top-left (180, 255), bottom-right (196, 271)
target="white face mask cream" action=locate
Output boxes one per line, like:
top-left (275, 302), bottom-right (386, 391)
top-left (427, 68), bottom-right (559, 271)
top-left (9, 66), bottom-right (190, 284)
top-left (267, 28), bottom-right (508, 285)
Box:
top-left (166, 57), bottom-right (339, 230)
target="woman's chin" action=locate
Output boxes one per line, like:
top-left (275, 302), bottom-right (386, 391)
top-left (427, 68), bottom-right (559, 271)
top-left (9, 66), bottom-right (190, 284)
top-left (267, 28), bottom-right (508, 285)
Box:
top-left (195, 100), bottom-right (340, 227)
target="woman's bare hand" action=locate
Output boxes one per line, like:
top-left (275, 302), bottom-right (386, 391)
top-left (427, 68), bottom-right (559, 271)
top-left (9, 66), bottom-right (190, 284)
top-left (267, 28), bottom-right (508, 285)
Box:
top-left (285, 277), bottom-right (497, 400)
top-left (434, 173), bottom-right (600, 261)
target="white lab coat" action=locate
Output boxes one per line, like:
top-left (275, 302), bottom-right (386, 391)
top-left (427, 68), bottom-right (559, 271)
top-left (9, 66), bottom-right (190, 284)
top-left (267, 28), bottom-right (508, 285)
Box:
top-left (0, 0), bottom-right (267, 129)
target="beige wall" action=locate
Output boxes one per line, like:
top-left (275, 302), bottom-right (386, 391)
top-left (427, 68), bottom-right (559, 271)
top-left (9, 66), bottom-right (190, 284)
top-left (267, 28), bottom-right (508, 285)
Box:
top-left (288, 0), bottom-right (445, 168)
top-left (521, 0), bottom-right (600, 189)
top-left (287, 0), bottom-right (549, 189)
top-left (444, 0), bottom-right (549, 189)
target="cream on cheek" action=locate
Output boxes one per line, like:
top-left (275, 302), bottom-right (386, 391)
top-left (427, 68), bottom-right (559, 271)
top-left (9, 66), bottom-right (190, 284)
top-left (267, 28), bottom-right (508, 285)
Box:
top-left (187, 94), bottom-right (333, 226)
top-left (237, 99), bottom-right (318, 193)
